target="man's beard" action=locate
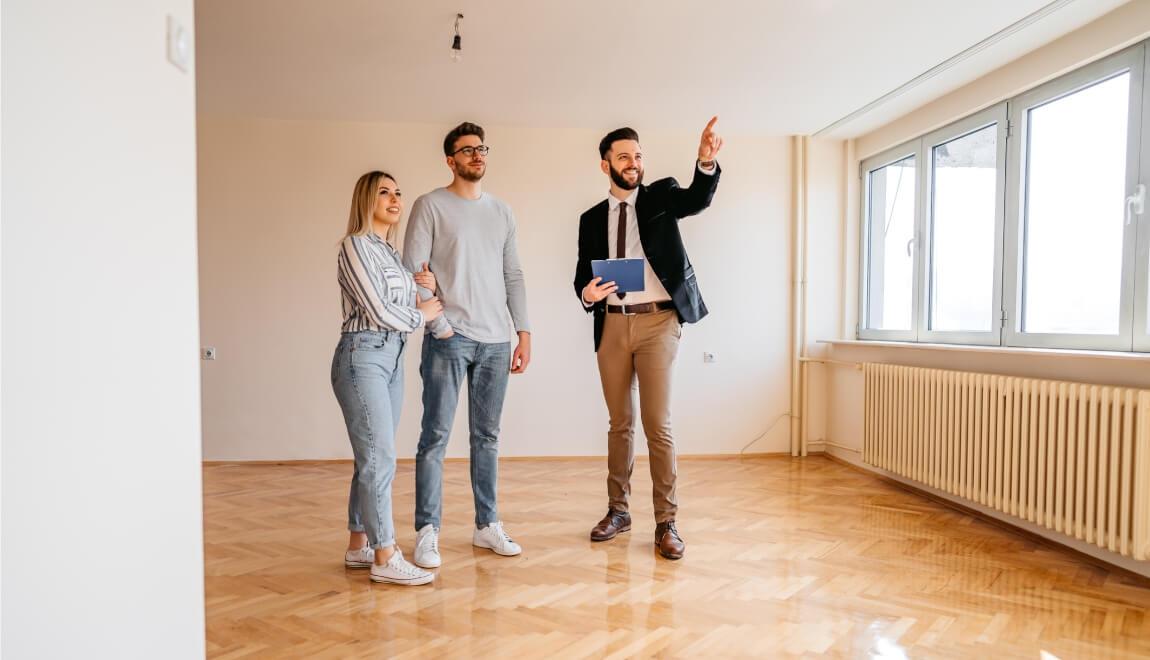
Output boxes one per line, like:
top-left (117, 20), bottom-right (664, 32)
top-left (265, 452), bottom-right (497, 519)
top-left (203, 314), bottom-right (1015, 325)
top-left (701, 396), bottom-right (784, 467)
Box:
top-left (455, 162), bottom-right (485, 182)
top-left (609, 163), bottom-right (643, 190)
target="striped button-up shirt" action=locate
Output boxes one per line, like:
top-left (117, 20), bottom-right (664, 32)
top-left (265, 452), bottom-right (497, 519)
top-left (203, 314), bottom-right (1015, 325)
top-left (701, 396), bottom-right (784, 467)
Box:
top-left (337, 233), bottom-right (424, 334)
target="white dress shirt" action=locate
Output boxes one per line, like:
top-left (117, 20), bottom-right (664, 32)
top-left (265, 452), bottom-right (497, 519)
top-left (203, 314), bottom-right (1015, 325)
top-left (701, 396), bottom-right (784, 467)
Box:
top-left (605, 187), bottom-right (672, 305)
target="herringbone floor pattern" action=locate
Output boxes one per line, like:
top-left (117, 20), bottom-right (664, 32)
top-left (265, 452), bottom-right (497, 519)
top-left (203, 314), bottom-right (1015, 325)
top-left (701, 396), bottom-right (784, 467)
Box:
top-left (204, 456), bottom-right (1150, 658)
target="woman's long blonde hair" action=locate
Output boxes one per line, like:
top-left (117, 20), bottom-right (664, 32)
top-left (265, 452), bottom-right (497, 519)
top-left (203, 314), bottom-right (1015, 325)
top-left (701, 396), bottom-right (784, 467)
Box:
top-left (345, 170), bottom-right (399, 244)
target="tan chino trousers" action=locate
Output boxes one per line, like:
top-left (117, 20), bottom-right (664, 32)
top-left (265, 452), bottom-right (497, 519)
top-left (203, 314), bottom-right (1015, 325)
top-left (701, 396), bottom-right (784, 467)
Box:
top-left (596, 308), bottom-right (681, 523)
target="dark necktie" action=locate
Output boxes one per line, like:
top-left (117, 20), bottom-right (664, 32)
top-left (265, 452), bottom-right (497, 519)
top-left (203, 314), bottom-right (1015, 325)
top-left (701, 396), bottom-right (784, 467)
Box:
top-left (616, 202), bottom-right (628, 299)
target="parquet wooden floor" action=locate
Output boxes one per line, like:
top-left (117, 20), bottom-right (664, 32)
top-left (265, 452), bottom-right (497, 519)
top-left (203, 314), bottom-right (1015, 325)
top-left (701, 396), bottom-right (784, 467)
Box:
top-left (203, 456), bottom-right (1150, 658)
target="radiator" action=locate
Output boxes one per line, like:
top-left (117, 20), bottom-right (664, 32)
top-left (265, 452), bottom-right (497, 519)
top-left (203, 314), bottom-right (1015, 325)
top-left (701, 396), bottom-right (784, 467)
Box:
top-left (863, 363), bottom-right (1150, 561)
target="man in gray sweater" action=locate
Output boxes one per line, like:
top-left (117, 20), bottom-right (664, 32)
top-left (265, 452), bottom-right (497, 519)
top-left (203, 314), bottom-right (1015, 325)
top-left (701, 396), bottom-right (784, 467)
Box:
top-left (402, 122), bottom-right (531, 568)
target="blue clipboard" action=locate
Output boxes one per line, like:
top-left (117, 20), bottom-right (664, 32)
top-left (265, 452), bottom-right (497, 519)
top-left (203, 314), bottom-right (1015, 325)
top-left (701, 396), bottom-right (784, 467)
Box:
top-left (591, 258), bottom-right (645, 293)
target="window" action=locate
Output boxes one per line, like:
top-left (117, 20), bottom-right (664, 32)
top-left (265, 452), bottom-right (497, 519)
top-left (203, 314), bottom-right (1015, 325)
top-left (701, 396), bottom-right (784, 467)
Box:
top-left (923, 106), bottom-right (1006, 345)
top-left (860, 44), bottom-right (1149, 353)
top-left (862, 152), bottom-right (917, 337)
top-left (1021, 76), bottom-right (1127, 336)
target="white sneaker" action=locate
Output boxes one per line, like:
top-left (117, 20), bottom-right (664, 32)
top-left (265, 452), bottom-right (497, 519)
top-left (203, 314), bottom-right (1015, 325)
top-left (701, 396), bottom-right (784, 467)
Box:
top-left (370, 549), bottom-right (434, 586)
top-left (472, 521), bottom-right (522, 556)
top-left (414, 524), bottom-right (441, 568)
top-left (344, 545), bottom-right (374, 568)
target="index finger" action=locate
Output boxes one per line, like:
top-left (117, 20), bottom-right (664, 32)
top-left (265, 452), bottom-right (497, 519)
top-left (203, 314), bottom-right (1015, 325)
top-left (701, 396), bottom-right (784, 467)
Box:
top-left (704, 116), bottom-right (718, 132)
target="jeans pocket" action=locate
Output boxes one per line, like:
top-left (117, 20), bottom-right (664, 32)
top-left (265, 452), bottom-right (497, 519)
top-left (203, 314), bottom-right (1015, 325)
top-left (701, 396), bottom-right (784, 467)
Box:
top-left (354, 333), bottom-right (388, 350)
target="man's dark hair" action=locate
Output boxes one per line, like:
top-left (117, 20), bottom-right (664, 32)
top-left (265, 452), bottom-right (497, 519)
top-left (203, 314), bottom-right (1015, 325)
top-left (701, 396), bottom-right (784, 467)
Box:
top-left (443, 122), bottom-right (486, 156)
top-left (598, 127), bottom-right (640, 160)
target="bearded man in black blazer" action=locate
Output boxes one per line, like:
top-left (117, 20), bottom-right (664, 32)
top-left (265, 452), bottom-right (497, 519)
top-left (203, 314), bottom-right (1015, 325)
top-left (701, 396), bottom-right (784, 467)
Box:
top-left (573, 117), bottom-right (722, 560)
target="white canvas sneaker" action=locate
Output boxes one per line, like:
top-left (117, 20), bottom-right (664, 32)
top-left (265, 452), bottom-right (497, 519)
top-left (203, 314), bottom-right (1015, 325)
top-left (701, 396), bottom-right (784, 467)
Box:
top-left (414, 524), bottom-right (441, 568)
top-left (370, 549), bottom-right (434, 586)
top-left (343, 545), bottom-right (374, 568)
top-left (472, 521), bottom-right (522, 556)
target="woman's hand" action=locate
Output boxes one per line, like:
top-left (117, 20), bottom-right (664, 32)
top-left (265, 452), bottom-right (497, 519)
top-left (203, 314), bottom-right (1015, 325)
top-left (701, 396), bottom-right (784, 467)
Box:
top-left (418, 296), bottom-right (444, 322)
top-left (413, 262), bottom-right (437, 293)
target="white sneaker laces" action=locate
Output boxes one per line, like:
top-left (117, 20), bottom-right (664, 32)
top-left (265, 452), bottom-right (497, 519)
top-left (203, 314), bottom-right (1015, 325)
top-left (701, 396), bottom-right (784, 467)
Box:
top-left (389, 550), bottom-right (425, 577)
top-left (492, 522), bottom-right (513, 544)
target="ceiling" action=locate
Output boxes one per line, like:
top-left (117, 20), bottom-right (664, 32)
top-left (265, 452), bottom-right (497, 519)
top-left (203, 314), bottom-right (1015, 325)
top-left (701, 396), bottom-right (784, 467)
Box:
top-left (195, 0), bottom-right (1132, 137)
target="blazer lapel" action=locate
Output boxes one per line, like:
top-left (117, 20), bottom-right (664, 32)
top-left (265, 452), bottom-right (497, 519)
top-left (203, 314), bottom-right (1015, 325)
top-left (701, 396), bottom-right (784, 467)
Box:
top-left (592, 199), bottom-right (610, 261)
top-left (633, 185), bottom-right (659, 259)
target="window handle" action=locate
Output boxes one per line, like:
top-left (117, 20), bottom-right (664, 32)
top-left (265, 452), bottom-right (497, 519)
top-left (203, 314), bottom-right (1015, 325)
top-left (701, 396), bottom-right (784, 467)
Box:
top-left (906, 237), bottom-right (916, 257)
top-left (1126, 183), bottom-right (1145, 226)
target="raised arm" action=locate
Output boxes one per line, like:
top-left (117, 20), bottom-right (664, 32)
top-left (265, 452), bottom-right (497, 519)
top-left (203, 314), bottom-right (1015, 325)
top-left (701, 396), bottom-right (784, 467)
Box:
top-left (665, 116), bottom-right (723, 218)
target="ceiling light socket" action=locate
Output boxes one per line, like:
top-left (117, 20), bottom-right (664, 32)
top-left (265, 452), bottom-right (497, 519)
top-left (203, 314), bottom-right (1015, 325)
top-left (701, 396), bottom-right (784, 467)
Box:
top-left (451, 13), bottom-right (463, 62)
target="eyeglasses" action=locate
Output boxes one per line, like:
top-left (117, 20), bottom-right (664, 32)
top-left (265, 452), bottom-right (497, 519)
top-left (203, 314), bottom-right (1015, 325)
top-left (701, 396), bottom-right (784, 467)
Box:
top-left (451, 145), bottom-right (490, 158)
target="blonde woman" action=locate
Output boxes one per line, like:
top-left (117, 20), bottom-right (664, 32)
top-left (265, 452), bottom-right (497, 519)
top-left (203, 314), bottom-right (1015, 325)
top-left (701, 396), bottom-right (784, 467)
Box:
top-left (332, 171), bottom-right (443, 585)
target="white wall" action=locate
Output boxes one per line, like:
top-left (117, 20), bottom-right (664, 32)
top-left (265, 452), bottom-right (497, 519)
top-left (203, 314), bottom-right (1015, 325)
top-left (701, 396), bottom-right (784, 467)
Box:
top-left (2, 1), bottom-right (206, 657)
top-left (857, 0), bottom-right (1150, 159)
top-left (2, 0), bottom-right (205, 657)
top-left (197, 118), bottom-right (793, 461)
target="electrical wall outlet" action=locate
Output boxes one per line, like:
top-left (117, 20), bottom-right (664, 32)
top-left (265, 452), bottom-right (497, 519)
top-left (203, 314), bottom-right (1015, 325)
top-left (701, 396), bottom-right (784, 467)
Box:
top-left (201, 346), bottom-right (217, 361)
top-left (703, 352), bottom-right (716, 363)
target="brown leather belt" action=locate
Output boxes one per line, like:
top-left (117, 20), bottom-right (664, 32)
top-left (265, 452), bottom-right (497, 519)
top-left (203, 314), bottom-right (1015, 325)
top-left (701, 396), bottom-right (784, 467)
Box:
top-left (606, 300), bottom-right (676, 315)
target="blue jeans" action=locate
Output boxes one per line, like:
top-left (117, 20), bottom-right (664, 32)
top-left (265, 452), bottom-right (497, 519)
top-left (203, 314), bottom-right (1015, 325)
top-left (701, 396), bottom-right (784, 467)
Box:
top-left (331, 330), bottom-right (406, 549)
top-left (415, 333), bottom-right (510, 530)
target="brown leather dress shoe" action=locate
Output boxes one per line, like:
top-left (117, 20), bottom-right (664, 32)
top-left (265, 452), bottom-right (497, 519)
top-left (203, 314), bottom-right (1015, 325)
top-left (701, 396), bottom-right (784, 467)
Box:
top-left (590, 509), bottom-right (631, 541)
top-left (655, 521), bottom-right (685, 559)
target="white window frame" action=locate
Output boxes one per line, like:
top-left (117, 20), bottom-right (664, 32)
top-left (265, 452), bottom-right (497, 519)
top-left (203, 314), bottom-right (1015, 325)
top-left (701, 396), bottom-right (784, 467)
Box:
top-left (918, 103), bottom-right (1008, 347)
top-left (1134, 46), bottom-right (1150, 353)
top-left (859, 141), bottom-right (923, 342)
top-left (1002, 46), bottom-right (1145, 351)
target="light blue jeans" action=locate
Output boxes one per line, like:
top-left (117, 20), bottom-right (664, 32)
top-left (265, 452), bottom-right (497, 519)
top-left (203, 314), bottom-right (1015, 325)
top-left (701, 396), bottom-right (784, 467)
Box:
top-left (331, 330), bottom-right (406, 549)
top-left (415, 333), bottom-right (510, 530)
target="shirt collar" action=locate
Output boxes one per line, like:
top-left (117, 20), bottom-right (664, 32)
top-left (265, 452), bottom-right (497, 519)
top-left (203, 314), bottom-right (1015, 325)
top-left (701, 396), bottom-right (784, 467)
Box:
top-left (607, 187), bottom-right (638, 213)
top-left (365, 230), bottom-right (398, 253)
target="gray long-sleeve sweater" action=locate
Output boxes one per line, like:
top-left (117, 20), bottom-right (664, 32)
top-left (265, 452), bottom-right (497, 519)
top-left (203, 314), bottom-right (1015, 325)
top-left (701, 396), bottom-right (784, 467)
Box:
top-left (402, 187), bottom-right (530, 343)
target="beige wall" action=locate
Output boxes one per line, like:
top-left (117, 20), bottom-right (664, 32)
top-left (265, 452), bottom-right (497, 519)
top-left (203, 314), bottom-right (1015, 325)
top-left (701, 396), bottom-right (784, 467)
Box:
top-left (798, 138), bottom-right (849, 450)
top-left (3, 0), bottom-right (206, 655)
top-left (810, 1), bottom-right (1150, 576)
top-left (197, 118), bottom-right (794, 460)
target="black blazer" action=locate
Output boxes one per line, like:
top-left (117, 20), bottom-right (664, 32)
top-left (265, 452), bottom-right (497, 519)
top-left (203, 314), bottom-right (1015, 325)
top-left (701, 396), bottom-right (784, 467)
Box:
top-left (574, 163), bottom-right (721, 351)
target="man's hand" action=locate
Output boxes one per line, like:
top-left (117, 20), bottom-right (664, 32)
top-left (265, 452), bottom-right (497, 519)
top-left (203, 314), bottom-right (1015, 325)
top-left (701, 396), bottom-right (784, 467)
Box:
top-left (511, 331), bottom-right (531, 374)
top-left (582, 276), bottom-right (617, 304)
top-left (697, 116), bottom-right (723, 165)
top-left (413, 262), bottom-right (436, 292)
